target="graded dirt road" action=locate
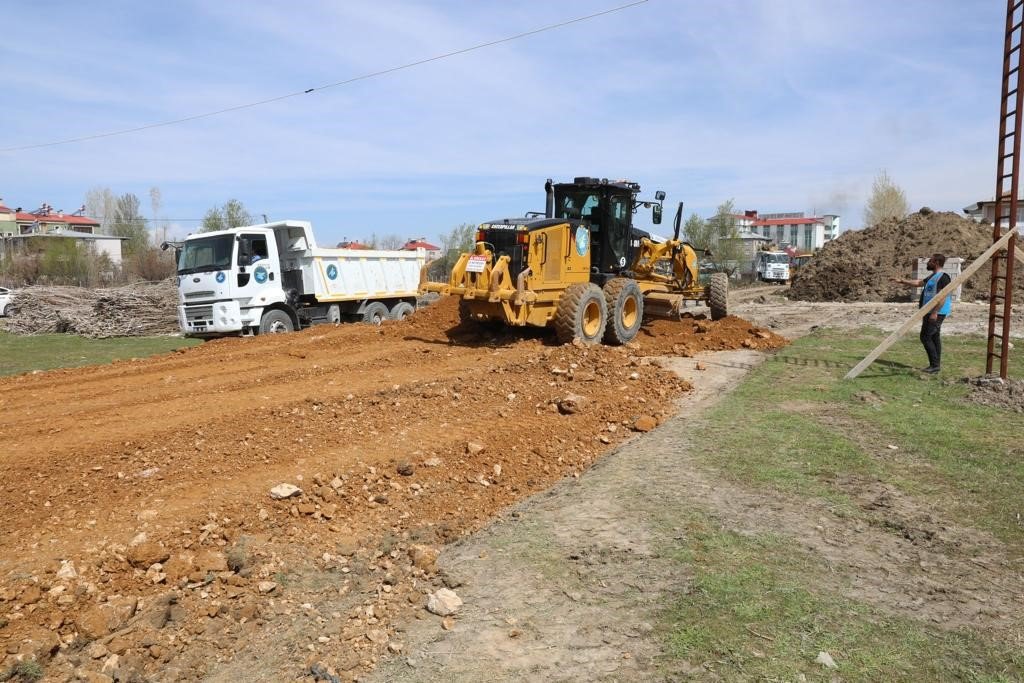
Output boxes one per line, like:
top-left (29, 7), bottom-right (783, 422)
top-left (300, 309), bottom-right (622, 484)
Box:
top-left (0, 299), bottom-right (784, 682)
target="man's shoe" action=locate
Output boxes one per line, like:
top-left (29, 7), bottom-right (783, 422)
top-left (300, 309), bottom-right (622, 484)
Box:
top-left (923, 366), bottom-right (940, 374)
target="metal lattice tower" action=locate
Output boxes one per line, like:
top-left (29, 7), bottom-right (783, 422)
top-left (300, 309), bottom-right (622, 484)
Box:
top-left (987, 0), bottom-right (1024, 378)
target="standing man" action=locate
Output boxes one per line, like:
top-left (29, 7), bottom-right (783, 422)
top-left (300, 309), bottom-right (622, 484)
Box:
top-left (891, 253), bottom-right (952, 374)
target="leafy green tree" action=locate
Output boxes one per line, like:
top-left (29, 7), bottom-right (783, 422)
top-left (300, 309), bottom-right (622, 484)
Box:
top-left (683, 213), bottom-right (711, 251)
top-left (110, 193), bottom-right (149, 256)
top-left (429, 223), bottom-right (477, 279)
top-left (686, 200), bottom-right (746, 276)
top-left (863, 170), bottom-right (908, 227)
top-left (201, 199), bottom-right (254, 232)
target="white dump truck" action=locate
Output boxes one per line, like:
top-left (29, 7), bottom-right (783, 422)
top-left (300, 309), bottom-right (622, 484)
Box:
top-left (754, 250), bottom-right (791, 283)
top-left (175, 220), bottom-right (424, 337)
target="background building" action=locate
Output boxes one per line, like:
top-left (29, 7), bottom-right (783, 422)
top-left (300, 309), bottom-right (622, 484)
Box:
top-left (744, 211), bottom-right (839, 251)
top-left (963, 198), bottom-right (1024, 225)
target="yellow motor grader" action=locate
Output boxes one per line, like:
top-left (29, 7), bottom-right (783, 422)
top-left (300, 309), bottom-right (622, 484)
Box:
top-left (420, 177), bottom-right (728, 345)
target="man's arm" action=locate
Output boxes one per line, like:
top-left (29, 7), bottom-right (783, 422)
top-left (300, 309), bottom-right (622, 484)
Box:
top-left (890, 277), bottom-right (924, 287)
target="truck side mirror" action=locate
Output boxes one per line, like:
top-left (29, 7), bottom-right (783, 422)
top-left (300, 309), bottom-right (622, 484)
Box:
top-left (655, 190), bottom-right (666, 201)
top-left (652, 204), bottom-right (663, 225)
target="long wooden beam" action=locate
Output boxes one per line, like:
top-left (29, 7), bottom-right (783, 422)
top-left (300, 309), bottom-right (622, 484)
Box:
top-left (845, 227), bottom-right (1019, 379)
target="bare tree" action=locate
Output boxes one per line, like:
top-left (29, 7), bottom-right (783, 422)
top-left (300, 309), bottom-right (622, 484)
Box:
top-left (863, 170), bottom-right (908, 227)
top-left (148, 186), bottom-right (163, 243)
top-left (378, 234), bottom-right (404, 250)
top-left (84, 187), bottom-right (117, 234)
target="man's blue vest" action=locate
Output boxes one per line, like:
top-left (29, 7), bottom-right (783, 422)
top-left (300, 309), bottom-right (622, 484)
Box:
top-left (921, 272), bottom-right (952, 316)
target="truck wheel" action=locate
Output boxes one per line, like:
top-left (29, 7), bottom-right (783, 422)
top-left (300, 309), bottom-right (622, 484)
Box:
top-left (602, 278), bottom-right (643, 345)
top-left (362, 302), bottom-right (390, 325)
top-left (259, 310), bottom-right (294, 334)
top-left (554, 283), bottom-right (607, 345)
top-left (389, 301), bottom-right (415, 320)
top-left (708, 272), bottom-right (729, 321)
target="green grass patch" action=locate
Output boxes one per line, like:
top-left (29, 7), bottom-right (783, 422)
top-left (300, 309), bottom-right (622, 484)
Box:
top-left (692, 328), bottom-right (1024, 543)
top-left (0, 331), bottom-right (198, 377)
top-left (661, 514), bottom-right (1024, 681)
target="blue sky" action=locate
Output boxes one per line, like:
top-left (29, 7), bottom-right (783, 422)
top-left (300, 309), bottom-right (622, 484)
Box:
top-left (0, 0), bottom-right (1004, 245)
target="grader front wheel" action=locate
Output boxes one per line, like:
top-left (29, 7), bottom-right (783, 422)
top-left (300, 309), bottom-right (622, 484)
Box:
top-left (555, 283), bottom-right (608, 345)
top-left (602, 278), bottom-right (643, 345)
top-left (708, 272), bottom-right (729, 321)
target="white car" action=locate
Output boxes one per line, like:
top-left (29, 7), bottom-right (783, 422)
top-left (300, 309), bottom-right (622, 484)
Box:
top-left (0, 287), bottom-right (11, 317)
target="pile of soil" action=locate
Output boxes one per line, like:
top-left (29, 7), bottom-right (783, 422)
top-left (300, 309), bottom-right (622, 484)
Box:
top-left (960, 375), bottom-right (1024, 412)
top-left (789, 210), bottom-right (1020, 303)
top-left (0, 296), bottom-right (785, 682)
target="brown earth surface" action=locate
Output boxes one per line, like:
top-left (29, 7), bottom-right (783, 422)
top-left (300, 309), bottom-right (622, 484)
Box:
top-left (0, 297), bottom-right (785, 682)
top-left (789, 210), bottom-right (1024, 303)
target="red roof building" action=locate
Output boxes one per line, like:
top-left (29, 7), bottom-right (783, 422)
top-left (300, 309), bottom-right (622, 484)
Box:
top-left (10, 203), bottom-right (100, 236)
top-left (723, 210), bottom-right (841, 251)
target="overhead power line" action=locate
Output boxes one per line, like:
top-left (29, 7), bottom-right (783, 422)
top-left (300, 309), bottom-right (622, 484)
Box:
top-left (1, 0), bottom-right (650, 153)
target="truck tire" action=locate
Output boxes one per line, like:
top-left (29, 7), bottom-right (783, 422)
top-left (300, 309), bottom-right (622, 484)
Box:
top-left (259, 309), bottom-right (294, 334)
top-left (602, 278), bottom-right (643, 345)
top-left (708, 272), bottom-right (729, 321)
top-left (362, 302), bottom-right (389, 325)
top-left (389, 301), bottom-right (415, 320)
top-left (554, 283), bottom-right (607, 345)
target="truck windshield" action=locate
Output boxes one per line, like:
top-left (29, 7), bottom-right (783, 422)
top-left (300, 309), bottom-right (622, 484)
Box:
top-left (766, 254), bottom-right (788, 264)
top-left (178, 236), bottom-right (234, 275)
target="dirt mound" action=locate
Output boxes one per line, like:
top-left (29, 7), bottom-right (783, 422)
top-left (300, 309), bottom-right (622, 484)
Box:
top-left (0, 298), bottom-right (784, 682)
top-left (2, 281), bottom-right (179, 337)
top-left (790, 211), bottom-right (1018, 302)
top-left (401, 296), bottom-right (787, 356)
top-left (960, 375), bottom-right (1024, 412)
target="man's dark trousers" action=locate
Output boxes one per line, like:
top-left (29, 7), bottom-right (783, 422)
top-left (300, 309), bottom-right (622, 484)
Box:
top-left (920, 314), bottom-right (946, 369)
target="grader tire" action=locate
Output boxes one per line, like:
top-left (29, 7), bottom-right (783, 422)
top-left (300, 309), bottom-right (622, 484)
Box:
top-left (554, 283), bottom-right (607, 345)
top-left (708, 272), bottom-right (729, 321)
top-left (602, 278), bottom-right (643, 345)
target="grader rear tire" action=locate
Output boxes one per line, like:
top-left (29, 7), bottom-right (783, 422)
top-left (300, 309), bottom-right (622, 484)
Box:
top-left (602, 278), bottom-right (643, 345)
top-left (708, 272), bottom-right (729, 321)
top-left (554, 283), bottom-right (607, 345)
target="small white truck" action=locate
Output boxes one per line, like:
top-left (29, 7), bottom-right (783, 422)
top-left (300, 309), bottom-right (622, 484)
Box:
top-left (754, 250), bottom-right (791, 283)
top-left (176, 220), bottom-right (424, 337)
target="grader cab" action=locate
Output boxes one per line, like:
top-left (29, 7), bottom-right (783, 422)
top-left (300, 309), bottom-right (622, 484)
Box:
top-left (420, 177), bottom-right (728, 345)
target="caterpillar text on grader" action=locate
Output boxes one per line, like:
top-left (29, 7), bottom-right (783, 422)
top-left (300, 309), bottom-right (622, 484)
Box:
top-left (420, 177), bottom-right (729, 345)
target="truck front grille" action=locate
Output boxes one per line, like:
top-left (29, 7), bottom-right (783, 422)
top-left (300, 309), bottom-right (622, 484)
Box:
top-left (185, 305), bottom-right (214, 322)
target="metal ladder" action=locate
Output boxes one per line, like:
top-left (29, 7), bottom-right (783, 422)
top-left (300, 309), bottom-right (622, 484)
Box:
top-left (987, 0), bottom-right (1024, 378)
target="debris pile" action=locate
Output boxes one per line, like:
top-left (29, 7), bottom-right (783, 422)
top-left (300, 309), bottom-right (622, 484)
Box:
top-left (789, 210), bottom-right (1023, 302)
top-left (1, 280), bottom-right (179, 337)
top-left (960, 375), bottom-right (1024, 412)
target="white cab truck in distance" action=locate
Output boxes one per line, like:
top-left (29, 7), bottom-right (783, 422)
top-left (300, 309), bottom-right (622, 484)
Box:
top-left (754, 251), bottom-right (791, 283)
top-left (176, 220), bottom-right (424, 337)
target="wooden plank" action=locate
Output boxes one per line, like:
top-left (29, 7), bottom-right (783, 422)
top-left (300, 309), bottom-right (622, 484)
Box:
top-left (845, 227), bottom-right (1019, 379)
